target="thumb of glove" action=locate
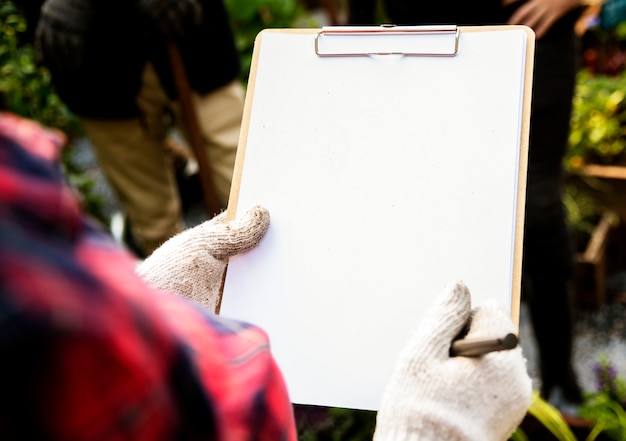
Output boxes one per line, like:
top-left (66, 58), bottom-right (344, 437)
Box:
top-left (400, 281), bottom-right (472, 366)
top-left (136, 205), bottom-right (270, 312)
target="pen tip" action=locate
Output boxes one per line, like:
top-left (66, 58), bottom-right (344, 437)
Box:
top-left (503, 333), bottom-right (518, 349)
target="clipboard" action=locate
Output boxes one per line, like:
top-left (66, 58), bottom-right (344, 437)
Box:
top-left (220, 25), bottom-right (535, 411)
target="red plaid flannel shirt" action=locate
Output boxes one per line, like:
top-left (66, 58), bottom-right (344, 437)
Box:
top-left (0, 112), bottom-right (297, 441)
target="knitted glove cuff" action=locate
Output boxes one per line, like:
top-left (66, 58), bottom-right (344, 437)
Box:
top-left (374, 406), bottom-right (484, 441)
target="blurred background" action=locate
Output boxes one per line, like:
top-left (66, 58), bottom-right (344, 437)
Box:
top-left (3, 0), bottom-right (626, 439)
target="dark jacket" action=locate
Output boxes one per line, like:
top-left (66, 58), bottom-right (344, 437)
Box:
top-left (16, 0), bottom-right (240, 119)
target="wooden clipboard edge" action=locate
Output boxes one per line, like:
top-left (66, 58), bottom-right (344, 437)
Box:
top-left (514, 25), bottom-right (534, 331)
top-left (224, 26), bottom-right (536, 330)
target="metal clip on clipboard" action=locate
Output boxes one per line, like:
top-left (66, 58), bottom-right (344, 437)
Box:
top-left (315, 25), bottom-right (459, 57)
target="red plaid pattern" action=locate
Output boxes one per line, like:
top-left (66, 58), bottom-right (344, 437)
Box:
top-left (0, 112), bottom-right (296, 441)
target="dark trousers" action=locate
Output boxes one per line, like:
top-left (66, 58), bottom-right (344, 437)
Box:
top-left (522, 29), bottom-right (582, 402)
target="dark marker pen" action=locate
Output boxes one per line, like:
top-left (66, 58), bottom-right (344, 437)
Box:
top-left (450, 333), bottom-right (519, 357)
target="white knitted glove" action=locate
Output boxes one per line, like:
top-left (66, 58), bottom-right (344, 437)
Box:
top-left (136, 206), bottom-right (270, 313)
top-left (374, 281), bottom-right (532, 441)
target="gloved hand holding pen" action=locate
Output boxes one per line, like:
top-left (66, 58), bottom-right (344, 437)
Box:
top-left (374, 281), bottom-right (533, 441)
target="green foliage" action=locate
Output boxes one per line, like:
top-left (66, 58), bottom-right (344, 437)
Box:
top-left (564, 182), bottom-right (607, 252)
top-left (614, 22), bottom-right (626, 41)
top-left (224, 0), bottom-right (319, 83)
top-left (295, 407), bottom-right (376, 441)
top-left (509, 355), bottom-right (626, 441)
top-left (579, 356), bottom-right (626, 440)
top-left (567, 69), bottom-right (626, 172)
top-left (509, 427), bottom-right (529, 441)
top-left (325, 408), bottom-right (376, 441)
top-left (0, 1), bottom-right (106, 222)
top-left (564, 67), bottom-right (626, 244)
top-left (517, 391), bottom-right (579, 441)
top-left (0, 1), bottom-right (80, 135)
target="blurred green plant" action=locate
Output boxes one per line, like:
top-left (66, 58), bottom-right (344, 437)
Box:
top-left (0, 1), bottom-right (81, 134)
top-left (578, 355), bottom-right (626, 441)
top-left (566, 69), bottom-right (626, 172)
top-left (0, 0), bottom-right (107, 222)
top-left (563, 67), bottom-right (626, 247)
top-left (295, 406), bottom-right (376, 441)
top-left (516, 391), bottom-right (579, 441)
top-left (564, 182), bottom-right (608, 252)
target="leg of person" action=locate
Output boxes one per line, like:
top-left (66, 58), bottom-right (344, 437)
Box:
top-left (83, 64), bottom-right (185, 257)
top-left (83, 119), bottom-right (184, 257)
top-left (175, 79), bottom-right (245, 209)
top-left (522, 29), bottom-right (582, 405)
top-left (522, 180), bottom-right (579, 399)
top-left (525, 269), bottom-right (581, 403)
top-left (523, 154), bottom-right (583, 403)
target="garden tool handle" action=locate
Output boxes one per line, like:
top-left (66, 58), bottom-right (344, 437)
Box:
top-left (166, 41), bottom-right (222, 217)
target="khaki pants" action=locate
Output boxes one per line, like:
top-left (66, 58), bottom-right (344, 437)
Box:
top-left (83, 64), bottom-right (244, 256)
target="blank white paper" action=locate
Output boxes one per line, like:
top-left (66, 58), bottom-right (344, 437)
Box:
top-left (221, 27), bottom-right (532, 411)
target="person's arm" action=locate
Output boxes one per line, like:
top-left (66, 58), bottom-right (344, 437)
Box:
top-left (0, 112), bottom-right (296, 441)
top-left (504, 0), bottom-right (585, 38)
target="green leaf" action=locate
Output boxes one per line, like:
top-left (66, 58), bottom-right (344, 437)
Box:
top-left (527, 392), bottom-right (578, 441)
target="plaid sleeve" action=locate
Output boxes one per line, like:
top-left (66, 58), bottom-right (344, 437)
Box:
top-left (0, 112), bottom-right (297, 441)
top-left (153, 294), bottom-right (297, 441)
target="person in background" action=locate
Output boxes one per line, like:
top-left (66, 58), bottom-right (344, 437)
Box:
top-left (347, 0), bottom-right (585, 411)
top-left (0, 111), bottom-right (532, 440)
top-left (14, 0), bottom-right (244, 257)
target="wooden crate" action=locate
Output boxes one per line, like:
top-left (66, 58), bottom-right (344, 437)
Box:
top-left (574, 210), bottom-right (619, 309)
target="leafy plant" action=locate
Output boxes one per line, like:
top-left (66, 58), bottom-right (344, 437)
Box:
top-left (296, 406), bottom-right (376, 441)
top-left (528, 392), bottom-right (580, 441)
top-left (511, 356), bottom-right (626, 441)
top-left (564, 182), bottom-right (608, 252)
top-left (566, 69), bottom-right (626, 172)
top-left (0, 1), bottom-right (108, 222)
top-left (579, 356), bottom-right (626, 440)
top-left (0, 1), bottom-right (80, 134)
top-left (563, 65), bottom-right (626, 246)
